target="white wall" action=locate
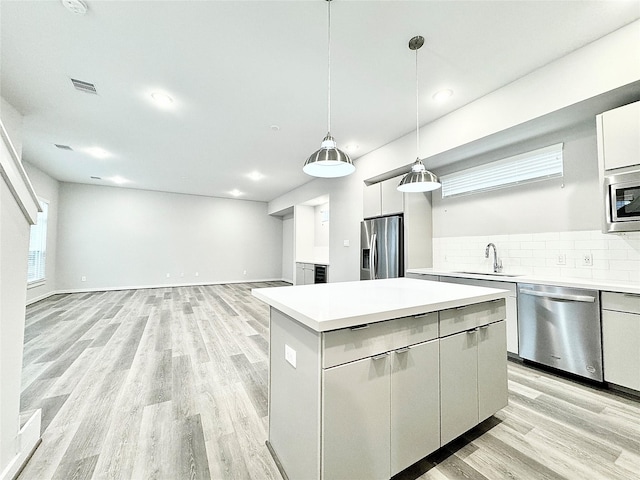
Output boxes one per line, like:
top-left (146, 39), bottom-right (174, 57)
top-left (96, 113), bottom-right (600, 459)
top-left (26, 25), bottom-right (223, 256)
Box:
top-left (0, 99), bottom-right (40, 480)
top-left (314, 202), bottom-right (330, 262)
top-left (23, 163), bottom-right (59, 304)
top-left (56, 183), bottom-right (283, 291)
top-left (0, 174), bottom-right (29, 477)
top-left (281, 214), bottom-right (293, 284)
top-left (432, 123), bottom-right (599, 237)
top-left (294, 205), bottom-right (315, 263)
top-left (0, 97), bottom-right (23, 159)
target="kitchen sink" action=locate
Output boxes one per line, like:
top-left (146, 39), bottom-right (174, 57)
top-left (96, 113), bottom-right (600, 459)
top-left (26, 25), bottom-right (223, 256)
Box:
top-left (453, 271), bottom-right (523, 277)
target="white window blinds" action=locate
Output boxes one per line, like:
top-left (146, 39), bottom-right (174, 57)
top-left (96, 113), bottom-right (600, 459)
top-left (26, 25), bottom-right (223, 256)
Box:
top-left (440, 143), bottom-right (563, 198)
top-left (27, 199), bottom-right (48, 284)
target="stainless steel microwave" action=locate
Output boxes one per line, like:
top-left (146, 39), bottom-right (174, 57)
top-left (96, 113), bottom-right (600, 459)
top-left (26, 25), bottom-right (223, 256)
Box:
top-left (604, 169), bottom-right (640, 232)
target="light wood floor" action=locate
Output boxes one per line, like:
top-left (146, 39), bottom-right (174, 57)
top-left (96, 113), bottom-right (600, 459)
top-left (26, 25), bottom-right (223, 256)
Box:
top-left (19, 283), bottom-right (640, 480)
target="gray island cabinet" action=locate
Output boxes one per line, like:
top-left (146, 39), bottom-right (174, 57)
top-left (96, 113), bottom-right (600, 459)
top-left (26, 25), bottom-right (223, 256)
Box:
top-left (253, 278), bottom-right (508, 480)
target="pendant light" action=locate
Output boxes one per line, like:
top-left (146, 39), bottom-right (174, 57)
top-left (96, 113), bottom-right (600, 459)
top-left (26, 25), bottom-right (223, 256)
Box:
top-left (398, 36), bottom-right (441, 193)
top-left (303, 0), bottom-right (355, 178)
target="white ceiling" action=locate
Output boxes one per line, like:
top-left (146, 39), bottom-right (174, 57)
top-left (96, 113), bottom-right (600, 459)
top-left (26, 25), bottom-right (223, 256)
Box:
top-left (2, 0), bottom-right (639, 202)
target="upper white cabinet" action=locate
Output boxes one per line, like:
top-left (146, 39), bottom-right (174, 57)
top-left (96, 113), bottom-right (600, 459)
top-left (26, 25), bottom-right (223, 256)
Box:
top-left (597, 101), bottom-right (640, 172)
top-left (363, 178), bottom-right (404, 219)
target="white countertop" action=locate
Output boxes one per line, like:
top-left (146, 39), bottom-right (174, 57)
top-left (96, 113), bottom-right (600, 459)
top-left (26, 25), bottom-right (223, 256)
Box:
top-left (407, 268), bottom-right (640, 295)
top-left (252, 278), bottom-right (508, 332)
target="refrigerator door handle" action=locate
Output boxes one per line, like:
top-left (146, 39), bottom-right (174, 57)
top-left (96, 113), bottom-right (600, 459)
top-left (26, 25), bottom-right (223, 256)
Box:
top-left (370, 233), bottom-right (377, 280)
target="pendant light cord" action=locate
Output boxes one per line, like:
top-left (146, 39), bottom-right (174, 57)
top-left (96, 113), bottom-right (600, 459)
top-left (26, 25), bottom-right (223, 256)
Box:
top-left (327, 0), bottom-right (332, 134)
top-left (415, 45), bottom-right (419, 159)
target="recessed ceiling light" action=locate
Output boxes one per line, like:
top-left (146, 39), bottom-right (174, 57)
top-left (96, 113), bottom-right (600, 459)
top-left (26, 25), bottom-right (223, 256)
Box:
top-left (247, 171), bottom-right (264, 181)
top-left (108, 176), bottom-right (129, 185)
top-left (230, 189), bottom-right (243, 197)
top-left (85, 147), bottom-right (110, 159)
top-left (61, 0), bottom-right (87, 15)
top-left (150, 91), bottom-right (173, 108)
top-left (345, 144), bottom-right (360, 152)
top-left (432, 89), bottom-right (453, 102)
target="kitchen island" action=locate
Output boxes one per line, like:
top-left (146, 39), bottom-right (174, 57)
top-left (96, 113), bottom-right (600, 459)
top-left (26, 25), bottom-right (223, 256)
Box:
top-left (253, 278), bottom-right (509, 480)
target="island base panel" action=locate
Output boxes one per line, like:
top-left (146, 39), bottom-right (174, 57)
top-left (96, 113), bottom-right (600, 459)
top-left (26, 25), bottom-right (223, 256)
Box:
top-left (269, 308), bottom-right (321, 480)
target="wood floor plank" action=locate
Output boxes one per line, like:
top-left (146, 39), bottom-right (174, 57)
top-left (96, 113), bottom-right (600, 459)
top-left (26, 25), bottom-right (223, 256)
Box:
top-left (19, 283), bottom-right (640, 480)
top-left (131, 401), bottom-right (175, 480)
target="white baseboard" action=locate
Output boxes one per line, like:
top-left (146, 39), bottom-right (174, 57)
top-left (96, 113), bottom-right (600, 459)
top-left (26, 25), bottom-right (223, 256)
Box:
top-left (26, 278), bottom-right (289, 305)
top-left (0, 410), bottom-right (41, 480)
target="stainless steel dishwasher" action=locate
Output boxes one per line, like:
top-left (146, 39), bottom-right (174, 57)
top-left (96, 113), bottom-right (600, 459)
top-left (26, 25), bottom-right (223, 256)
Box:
top-left (518, 283), bottom-right (602, 381)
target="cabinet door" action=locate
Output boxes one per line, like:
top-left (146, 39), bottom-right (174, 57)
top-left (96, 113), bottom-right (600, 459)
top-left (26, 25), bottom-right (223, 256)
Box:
top-left (439, 330), bottom-right (478, 446)
top-left (295, 263), bottom-right (304, 285)
top-left (601, 101), bottom-right (640, 171)
top-left (363, 184), bottom-right (382, 219)
top-left (381, 178), bottom-right (404, 216)
top-left (602, 310), bottom-right (640, 390)
top-left (391, 340), bottom-right (440, 476)
top-left (477, 320), bottom-right (508, 422)
top-left (322, 355), bottom-right (391, 480)
top-left (304, 264), bottom-right (315, 285)
top-left (505, 294), bottom-right (519, 355)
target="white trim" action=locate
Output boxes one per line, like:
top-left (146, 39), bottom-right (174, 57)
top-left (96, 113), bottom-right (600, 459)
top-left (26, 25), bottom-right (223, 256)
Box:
top-left (26, 279), bottom-right (46, 290)
top-left (25, 278), bottom-right (288, 305)
top-left (0, 410), bottom-right (41, 480)
top-left (0, 120), bottom-right (40, 224)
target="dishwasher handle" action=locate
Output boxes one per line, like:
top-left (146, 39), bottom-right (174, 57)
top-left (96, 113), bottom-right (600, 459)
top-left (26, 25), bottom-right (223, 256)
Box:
top-left (519, 288), bottom-right (596, 303)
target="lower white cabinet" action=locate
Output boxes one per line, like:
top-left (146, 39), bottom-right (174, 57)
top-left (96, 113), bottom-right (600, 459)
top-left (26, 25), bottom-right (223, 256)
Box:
top-left (602, 292), bottom-right (640, 391)
top-left (322, 354), bottom-right (391, 480)
top-left (295, 262), bottom-right (315, 285)
top-left (267, 300), bottom-right (506, 480)
top-left (390, 340), bottom-right (440, 475)
top-left (440, 320), bottom-right (507, 445)
top-left (322, 339), bottom-right (440, 479)
top-left (439, 276), bottom-right (518, 354)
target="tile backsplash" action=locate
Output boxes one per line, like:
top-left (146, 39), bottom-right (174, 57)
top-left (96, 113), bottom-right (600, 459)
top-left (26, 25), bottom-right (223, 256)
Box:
top-left (433, 230), bottom-right (640, 283)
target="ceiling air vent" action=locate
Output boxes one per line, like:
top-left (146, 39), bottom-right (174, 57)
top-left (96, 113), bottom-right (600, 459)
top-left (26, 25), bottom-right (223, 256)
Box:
top-left (54, 144), bottom-right (73, 150)
top-left (70, 78), bottom-right (97, 94)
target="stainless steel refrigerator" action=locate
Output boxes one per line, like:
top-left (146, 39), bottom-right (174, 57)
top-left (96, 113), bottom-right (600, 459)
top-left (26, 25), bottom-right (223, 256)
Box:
top-left (360, 215), bottom-right (404, 280)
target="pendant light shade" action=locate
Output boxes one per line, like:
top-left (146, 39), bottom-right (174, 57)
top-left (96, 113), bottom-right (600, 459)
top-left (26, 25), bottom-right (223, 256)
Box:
top-left (303, 133), bottom-right (355, 177)
top-left (398, 158), bottom-right (441, 192)
top-left (398, 35), bottom-right (441, 193)
top-left (303, 0), bottom-right (355, 178)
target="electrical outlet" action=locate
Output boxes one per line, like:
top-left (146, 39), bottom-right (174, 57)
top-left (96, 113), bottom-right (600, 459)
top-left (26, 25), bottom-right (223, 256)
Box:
top-left (556, 254), bottom-right (566, 265)
top-left (343, 239), bottom-right (350, 247)
top-left (243, 270), bottom-right (247, 275)
top-left (195, 272), bottom-right (199, 277)
top-left (285, 344), bottom-right (296, 368)
top-left (166, 273), bottom-right (171, 278)
top-left (81, 276), bottom-right (86, 282)
top-left (582, 253), bottom-right (593, 266)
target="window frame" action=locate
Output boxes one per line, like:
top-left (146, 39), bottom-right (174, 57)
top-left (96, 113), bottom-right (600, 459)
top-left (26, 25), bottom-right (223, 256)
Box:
top-left (27, 197), bottom-right (49, 287)
top-left (440, 143), bottom-right (564, 198)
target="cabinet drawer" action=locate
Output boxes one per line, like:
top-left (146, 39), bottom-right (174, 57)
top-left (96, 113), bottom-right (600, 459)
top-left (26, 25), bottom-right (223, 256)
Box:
top-left (323, 321), bottom-right (390, 368)
top-left (389, 312), bottom-right (438, 350)
top-left (602, 292), bottom-right (640, 315)
top-left (440, 299), bottom-right (506, 337)
top-left (322, 312), bottom-right (438, 368)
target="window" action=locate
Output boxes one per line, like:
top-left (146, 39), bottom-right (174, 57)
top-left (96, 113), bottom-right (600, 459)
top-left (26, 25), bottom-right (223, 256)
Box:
top-left (27, 199), bottom-right (48, 284)
top-left (440, 143), bottom-right (564, 198)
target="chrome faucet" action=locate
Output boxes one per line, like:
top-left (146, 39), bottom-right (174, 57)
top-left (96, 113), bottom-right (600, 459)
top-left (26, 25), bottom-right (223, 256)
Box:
top-left (485, 243), bottom-right (503, 273)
